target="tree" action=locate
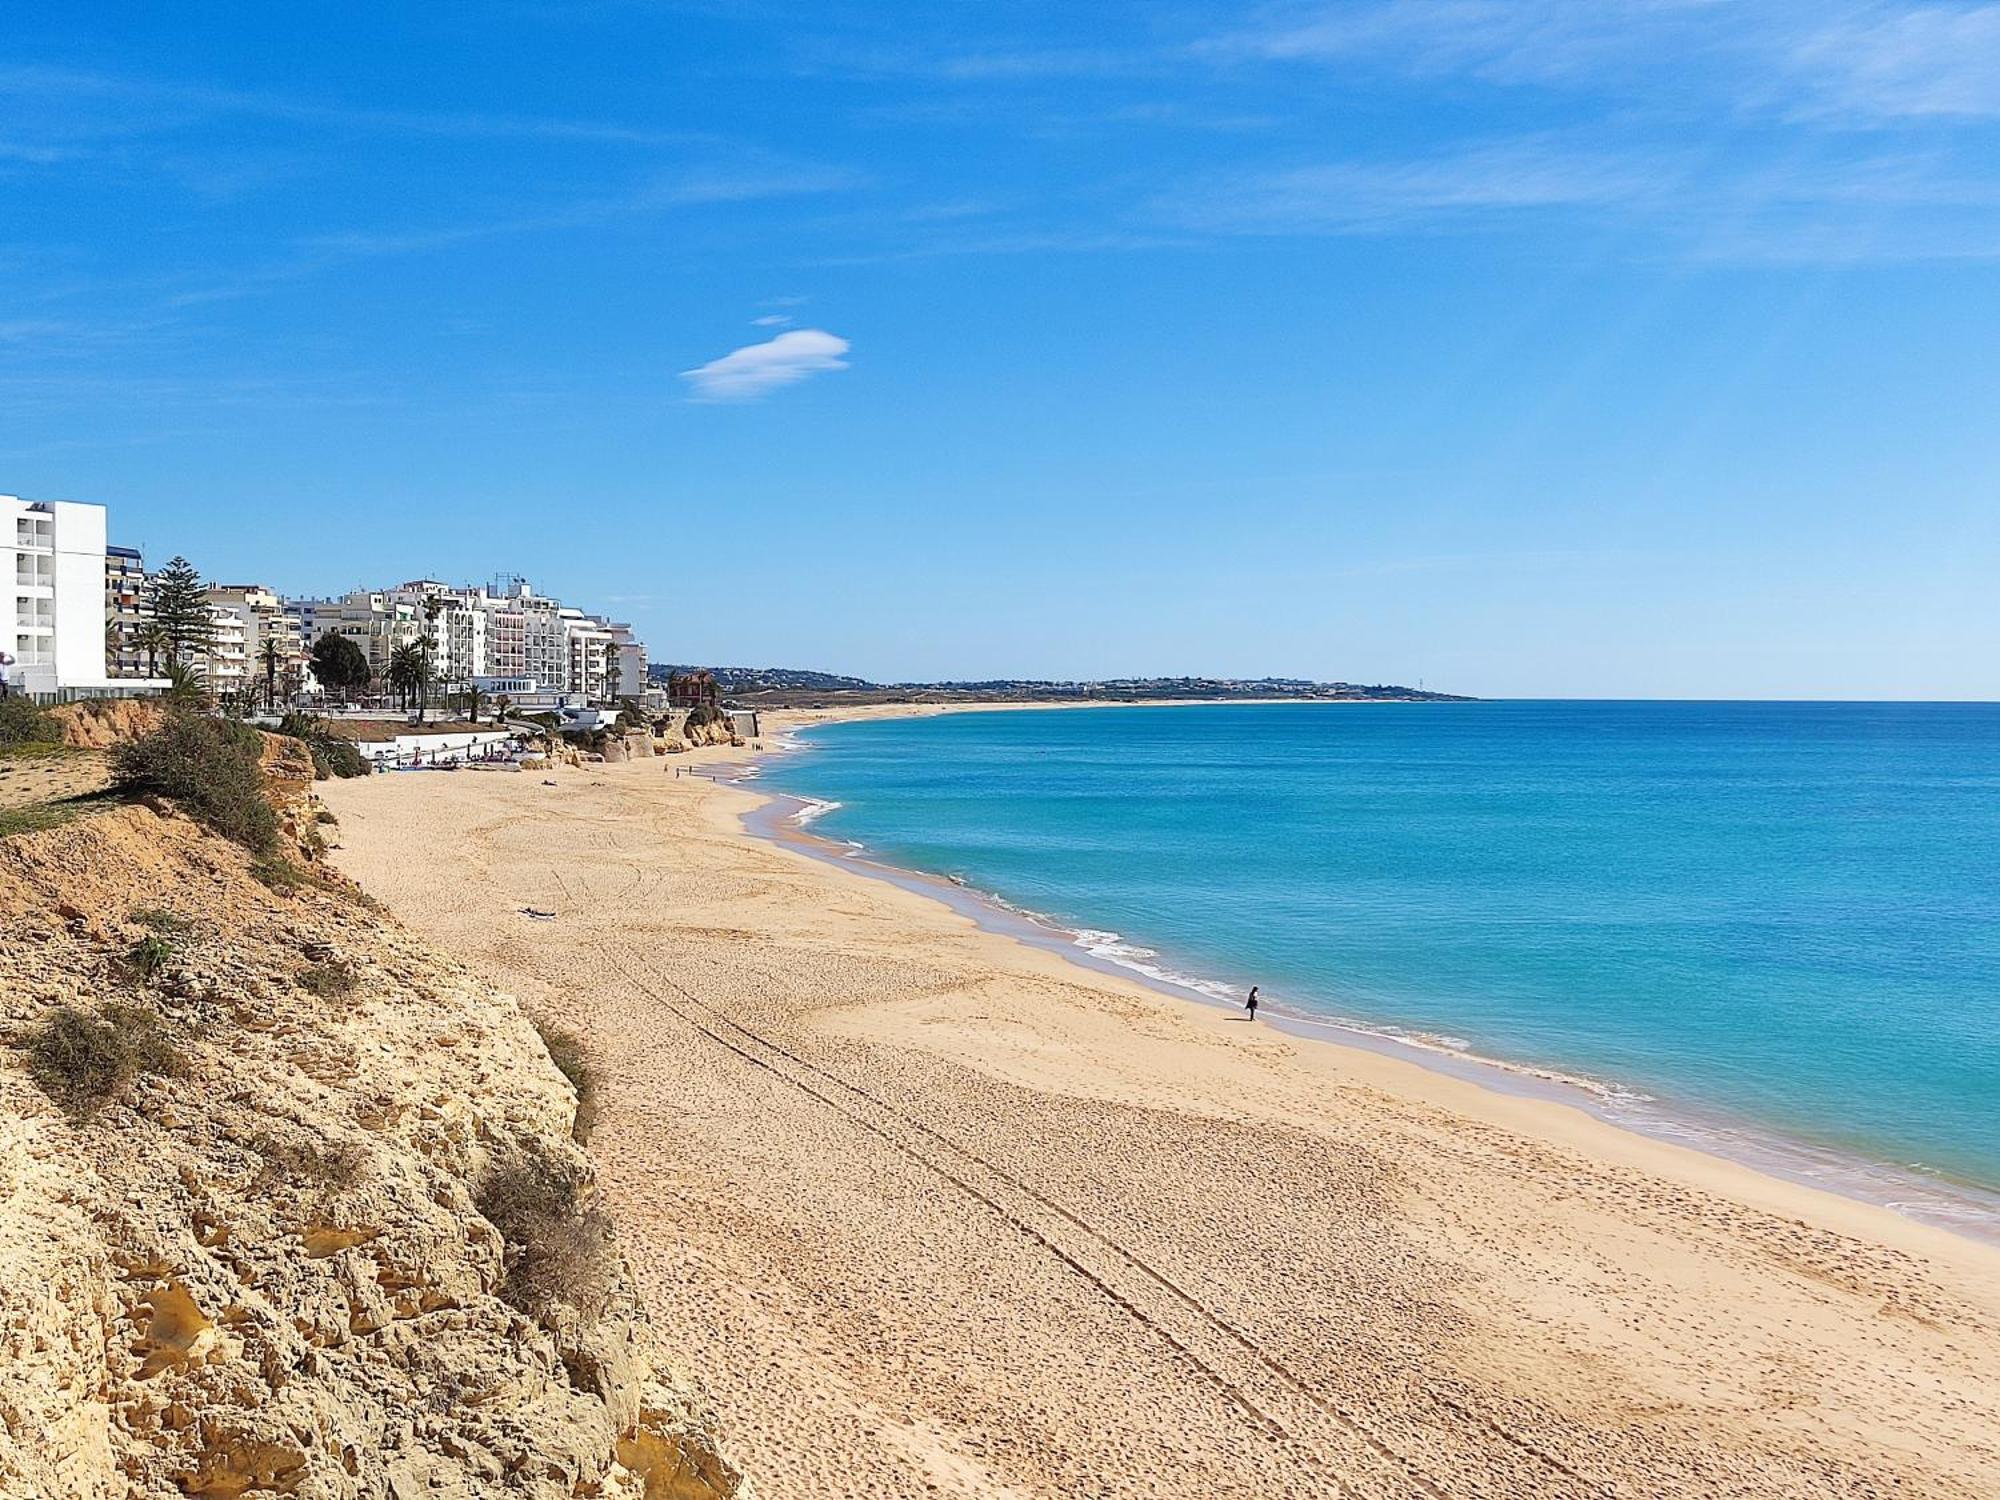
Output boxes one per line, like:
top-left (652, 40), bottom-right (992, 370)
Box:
top-left (602, 640), bottom-right (621, 705)
top-left (150, 557), bottom-right (215, 663)
top-left (258, 638), bottom-right (283, 710)
top-left (163, 660), bottom-right (210, 709)
top-left (463, 685), bottom-right (487, 724)
top-left (134, 621), bottom-right (170, 679)
top-left (388, 641), bottom-right (428, 716)
top-left (420, 595), bottom-right (445, 724)
top-left (308, 633), bottom-right (369, 706)
top-left (495, 693), bottom-right (513, 723)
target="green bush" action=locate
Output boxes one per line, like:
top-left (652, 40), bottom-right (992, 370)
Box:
top-left (112, 709), bottom-right (278, 851)
top-left (534, 1020), bottom-right (603, 1143)
top-left (0, 696), bottom-right (57, 746)
top-left (475, 1148), bottom-right (614, 1319)
top-left (127, 933), bottom-right (174, 981)
top-left (130, 906), bottom-right (193, 935)
top-left (276, 712), bottom-right (369, 779)
top-left (24, 1003), bottom-right (182, 1116)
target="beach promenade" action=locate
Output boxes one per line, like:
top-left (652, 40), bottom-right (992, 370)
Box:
top-left (323, 726), bottom-right (2000, 1499)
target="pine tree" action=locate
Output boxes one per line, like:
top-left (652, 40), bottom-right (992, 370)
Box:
top-left (150, 557), bottom-right (215, 662)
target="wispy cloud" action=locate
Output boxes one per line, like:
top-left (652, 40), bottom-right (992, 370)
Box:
top-left (1159, 132), bottom-right (2000, 259)
top-left (1167, 140), bottom-right (1667, 233)
top-left (1791, 5), bottom-right (2000, 119)
top-left (1208, 1), bottom-right (2000, 123)
top-left (750, 313), bottom-right (792, 326)
top-left (680, 328), bottom-right (851, 402)
top-left (0, 62), bottom-right (717, 152)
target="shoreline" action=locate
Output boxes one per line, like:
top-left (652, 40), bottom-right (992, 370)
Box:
top-left (323, 722), bottom-right (2000, 1497)
top-left (739, 704), bottom-right (2000, 1246)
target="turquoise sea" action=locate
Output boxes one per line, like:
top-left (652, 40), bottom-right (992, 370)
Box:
top-left (765, 702), bottom-right (2000, 1214)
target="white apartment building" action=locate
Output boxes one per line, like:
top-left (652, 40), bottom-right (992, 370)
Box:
top-left (3, 495), bottom-right (116, 700)
top-left (206, 584), bottom-right (298, 702)
top-left (283, 574), bottom-right (647, 707)
top-left (285, 590), bottom-right (419, 683)
top-left (106, 544), bottom-right (152, 678)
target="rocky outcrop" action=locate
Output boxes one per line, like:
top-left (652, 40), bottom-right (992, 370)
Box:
top-left (679, 710), bottom-right (738, 750)
top-left (0, 804), bottom-right (743, 1499)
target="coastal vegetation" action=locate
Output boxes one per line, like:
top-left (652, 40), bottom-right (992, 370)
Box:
top-left (23, 1002), bottom-right (182, 1118)
top-left (0, 697), bottom-right (57, 748)
top-left (110, 709), bottom-right (277, 852)
top-left (475, 1146), bottom-right (614, 1319)
top-left (276, 711), bottom-right (370, 780)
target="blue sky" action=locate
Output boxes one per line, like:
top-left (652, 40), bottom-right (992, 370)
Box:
top-left (4, 2), bottom-right (1997, 698)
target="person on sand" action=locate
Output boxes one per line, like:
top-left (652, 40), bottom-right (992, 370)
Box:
top-left (1245, 985), bottom-right (1259, 1020)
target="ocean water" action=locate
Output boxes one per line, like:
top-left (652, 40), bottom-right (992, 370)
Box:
top-left (766, 702), bottom-right (2000, 1200)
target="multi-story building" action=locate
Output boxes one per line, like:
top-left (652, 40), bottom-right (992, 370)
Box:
top-left (203, 604), bottom-right (250, 698)
top-left (285, 589), bottom-right (419, 686)
top-left (105, 544), bottom-right (153, 678)
top-left (283, 573), bottom-right (648, 708)
top-left (206, 584), bottom-right (298, 704)
top-left (3, 495), bottom-right (117, 700)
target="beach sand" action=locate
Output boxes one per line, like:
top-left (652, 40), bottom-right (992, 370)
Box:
top-left (323, 720), bottom-right (2000, 1498)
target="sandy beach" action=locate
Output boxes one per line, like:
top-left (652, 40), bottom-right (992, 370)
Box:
top-left (323, 715), bottom-right (2000, 1499)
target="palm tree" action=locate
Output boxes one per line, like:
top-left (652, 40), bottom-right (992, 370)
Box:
top-left (164, 660), bottom-right (209, 708)
top-left (495, 692), bottom-right (513, 724)
top-left (420, 595), bottom-right (445, 723)
top-left (258, 638), bottom-right (283, 710)
top-left (387, 641), bottom-right (428, 715)
top-left (464, 685), bottom-right (487, 725)
top-left (135, 622), bottom-right (169, 679)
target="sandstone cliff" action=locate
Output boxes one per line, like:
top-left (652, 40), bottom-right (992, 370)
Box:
top-left (0, 800), bottom-right (743, 1498)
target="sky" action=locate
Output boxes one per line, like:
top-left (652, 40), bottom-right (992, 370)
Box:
top-left (3, 2), bottom-right (1998, 699)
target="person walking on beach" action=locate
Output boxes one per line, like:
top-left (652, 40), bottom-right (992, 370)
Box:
top-left (1245, 985), bottom-right (1259, 1021)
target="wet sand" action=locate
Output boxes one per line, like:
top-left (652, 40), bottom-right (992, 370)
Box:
top-left (324, 727), bottom-right (2000, 1498)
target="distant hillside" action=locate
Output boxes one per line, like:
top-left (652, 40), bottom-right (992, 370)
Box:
top-left (649, 664), bottom-right (1469, 705)
top-left (651, 665), bottom-right (877, 694)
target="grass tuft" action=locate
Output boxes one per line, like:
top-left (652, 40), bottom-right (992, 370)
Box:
top-left (252, 1129), bottom-right (368, 1193)
top-left (130, 906), bottom-right (194, 935)
top-left (23, 1002), bottom-right (182, 1117)
top-left (126, 933), bottom-right (174, 981)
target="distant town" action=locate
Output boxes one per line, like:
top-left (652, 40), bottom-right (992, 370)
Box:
top-left (5, 491), bottom-right (1463, 727)
top-left (5, 493), bottom-right (649, 717)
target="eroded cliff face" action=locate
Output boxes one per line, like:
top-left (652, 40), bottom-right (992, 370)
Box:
top-left (0, 802), bottom-right (743, 1499)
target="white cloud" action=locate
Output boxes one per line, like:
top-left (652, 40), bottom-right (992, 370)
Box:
top-left (750, 313), bottom-right (792, 326)
top-left (1792, 5), bottom-right (2000, 119)
top-left (680, 328), bottom-right (850, 402)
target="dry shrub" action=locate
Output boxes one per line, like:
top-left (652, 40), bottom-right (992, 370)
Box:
top-left (534, 1019), bottom-right (602, 1142)
top-left (253, 1129), bottom-right (368, 1193)
top-left (299, 960), bottom-right (357, 1000)
top-left (24, 1002), bottom-right (181, 1116)
top-left (475, 1148), bottom-right (614, 1319)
